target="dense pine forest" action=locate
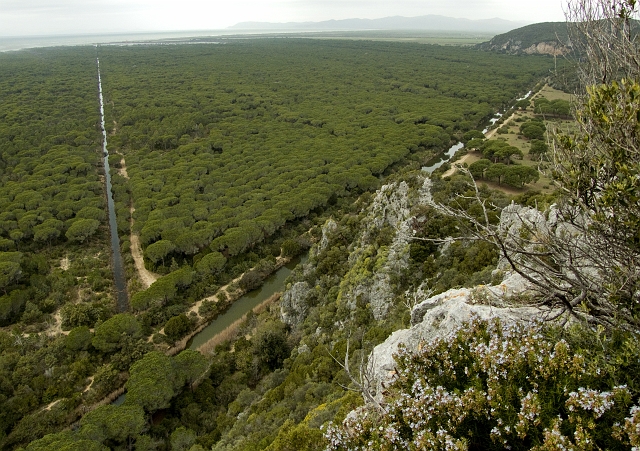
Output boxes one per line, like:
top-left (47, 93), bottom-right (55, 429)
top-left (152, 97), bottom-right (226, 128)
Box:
top-left (99, 40), bottom-right (548, 268)
top-left (0, 37), bottom-right (578, 450)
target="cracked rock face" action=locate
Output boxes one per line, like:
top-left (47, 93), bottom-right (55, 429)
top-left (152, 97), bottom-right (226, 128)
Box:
top-left (340, 181), bottom-right (418, 320)
top-left (280, 281), bottom-right (312, 326)
top-left (369, 274), bottom-right (541, 398)
top-left (339, 177), bottom-right (435, 320)
top-left (485, 38), bottom-right (569, 56)
top-left (496, 203), bottom-right (599, 286)
top-left (365, 182), bottom-right (410, 237)
top-left (319, 219), bottom-right (338, 252)
top-left (523, 41), bottom-right (567, 56)
top-left (281, 177), bottom-right (434, 325)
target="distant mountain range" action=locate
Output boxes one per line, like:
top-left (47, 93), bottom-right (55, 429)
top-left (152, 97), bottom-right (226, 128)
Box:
top-left (229, 15), bottom-right (528, 33)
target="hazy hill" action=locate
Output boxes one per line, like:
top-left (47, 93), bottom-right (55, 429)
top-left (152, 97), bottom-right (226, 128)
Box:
top-left (229, 15), bottom-right (527, 33)
top-left (476, 21), bottom-right (570, 55)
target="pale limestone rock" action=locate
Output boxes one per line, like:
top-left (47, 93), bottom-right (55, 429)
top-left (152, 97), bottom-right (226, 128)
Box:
top-left (410, 287), bottom-right (472, 325)
top-left (370, 279), bottom-right (541, 398)
top-left (523, 42), bottom-right (567, 56)
top-left (496, 203), bottom-right (599, 286)
top-left (367, 182), bottom-right (410, 232)
top-left (280, 281), bottom-right (312, 326)
top-left (341, 180), bottom-right (417, 320)
top-left (486, 271), bottom-right (533, 299)
top-left (496, 202), bottom-right (549, 271)
top-left (487, 38), bottom-right (569, 56)
top-left (318, 219), bottom-right (338, 253)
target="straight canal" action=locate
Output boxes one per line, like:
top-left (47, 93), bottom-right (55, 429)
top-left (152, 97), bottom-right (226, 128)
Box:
top-left (97, 56), bottom-right (128, 311)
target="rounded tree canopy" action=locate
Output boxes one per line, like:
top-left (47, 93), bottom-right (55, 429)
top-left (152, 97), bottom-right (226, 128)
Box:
top-left (144, 239), bottom-right (175, 264)
top-left (164, 314), bottom-right (191, 342)
top-left (66, 218), bottom-right (100, 243)
top-left (92, 313), bottom-right (142, 353)
top-left (195, 251), bottom-right (226, 275)
top-left (66, 326), bottom-right (92, 351)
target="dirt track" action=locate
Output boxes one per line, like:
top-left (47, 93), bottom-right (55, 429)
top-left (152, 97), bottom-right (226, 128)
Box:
top-left (116, 147), bottom-right (159, 289)
top-left (130, 231), bottom-right (159, 288)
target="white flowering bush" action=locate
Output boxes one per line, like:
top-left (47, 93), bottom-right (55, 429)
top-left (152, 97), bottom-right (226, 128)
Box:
top-left (325, 319), bottom-right (640, 450)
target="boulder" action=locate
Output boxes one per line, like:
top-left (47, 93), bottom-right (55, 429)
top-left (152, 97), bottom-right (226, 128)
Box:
top-left (370, 275), bottom-right (541, 398)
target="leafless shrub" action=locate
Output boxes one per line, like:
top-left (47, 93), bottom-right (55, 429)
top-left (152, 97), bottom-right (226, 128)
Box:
top-left (566, 0), bottom-right (640, 87)
top-left (329, 337), bottom-right (385, 412)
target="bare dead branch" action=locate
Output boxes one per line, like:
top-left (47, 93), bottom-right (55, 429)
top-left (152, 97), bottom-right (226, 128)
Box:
top-left (420, 167), bottom-right (638, 329)
top-left (328, 337), bottom-right (386, 412)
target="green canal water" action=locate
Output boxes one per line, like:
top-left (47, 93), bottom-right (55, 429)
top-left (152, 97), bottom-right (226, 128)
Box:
top-left (188, 253), bottom-right (308, 350)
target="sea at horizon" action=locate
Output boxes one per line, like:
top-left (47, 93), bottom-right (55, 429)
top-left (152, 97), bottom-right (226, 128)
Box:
top-left (0, 30), bottom-right (267, 52)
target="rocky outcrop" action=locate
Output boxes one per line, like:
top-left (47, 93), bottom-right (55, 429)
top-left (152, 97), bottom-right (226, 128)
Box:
top-left (476, 22), bottom-right (570, 56)
top-left (369, 272), bottom-right (543, 397)
top-left (317, 219), bottom-right (338, 254)
top-left (279, 281), bottom-right (313, 326)
top-left (362, 181), bottom-right (410, 241)
top-left (523, 41), bottom-right (567, 56)
top-left (484, 39), bottom-right (568, 56)
top-left (338, 179), bottom-right (431, 320)
top-left (281, 177), bottom-right (437, 325)
top-left (281, 218), bottom-right (336, 326)
top-left (495, 202), bottom-right (550, 271)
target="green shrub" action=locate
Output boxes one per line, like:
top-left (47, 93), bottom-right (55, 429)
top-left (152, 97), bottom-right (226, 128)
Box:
top-left (239, 270), bottom-right (264, 291)
top-left (65, 326), bottom-right (92, 351)
top-left (92, 313), bottom-right (142, 353)
top-left (529, 139), bottom-right (548, 156)
top-left (164, 314), bottom-right (192, 342)
top-left (281, 239), bottom-right (302, 258)
top-left (519, 120), bottom-right (546, 140)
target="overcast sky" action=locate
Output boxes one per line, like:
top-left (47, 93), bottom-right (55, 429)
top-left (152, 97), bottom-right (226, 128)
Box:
top-left (0, 0), bottom-right (566, 37)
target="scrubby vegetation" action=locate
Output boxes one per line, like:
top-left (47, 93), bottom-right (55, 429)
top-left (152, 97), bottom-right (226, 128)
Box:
top-left (98, 39), bottom-right (549, 273)
top-left (4, 3), bottom-right (639, 448)
top-left (476, 22), bottom-right (569, 54)
top-left (0, 47), bottom-right (110, 328)
top-left (325, 319), bottom-right (640, 450)
top-left (453, 85), bottom-right (575, 193)
top-left (328, 1), bottom-right (640, 449)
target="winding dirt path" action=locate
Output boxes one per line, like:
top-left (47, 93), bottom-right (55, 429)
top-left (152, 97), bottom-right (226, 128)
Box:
top-left (130, 231), bottom-right (159, 288)
top-left (118, 157), bottom-right (128, 178)
top-left (442, 153), bottom-right (475, 178)
top-left (116, 149), bottom-right (159, 289)
top-left (39, 309), bottom-right (70, 338)
top-left (82, 376), bottom-right (94, 394)
top-left (443, 98), bottom-right (531, 179)
top-left (485, 110), bottom-right (519, 139)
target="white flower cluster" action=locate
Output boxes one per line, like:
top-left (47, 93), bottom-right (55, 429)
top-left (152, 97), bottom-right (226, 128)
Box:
top-left (532, 417), bottom-right (576, 451)
top-left (515, 391), bottom-right (542, 438)
top-left (624, 405), bottom-right (640, 449)
top-left (566, 386), bottom-right (627, 418)
top-left (324, 318), bottom-right (638, 450)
